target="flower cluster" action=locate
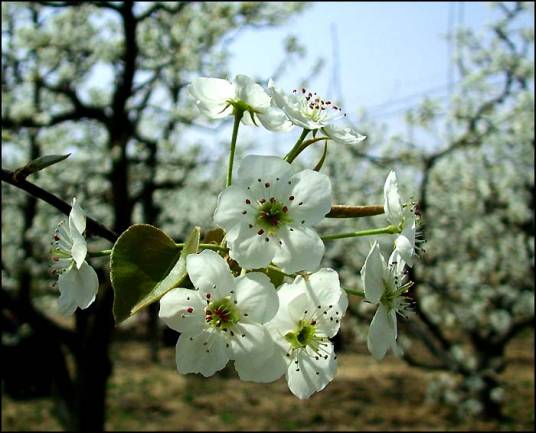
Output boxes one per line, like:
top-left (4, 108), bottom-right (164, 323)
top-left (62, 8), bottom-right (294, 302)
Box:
top-left (51, 74), bottom-right (421, 400)
top-left (159, 75), bottom-right (419, 397)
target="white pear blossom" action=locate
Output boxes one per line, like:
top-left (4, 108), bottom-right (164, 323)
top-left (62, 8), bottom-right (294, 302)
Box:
top-left (384, 170), bottom-right (423, 267)
top-left (158, 249), bottom-right (279, 378)
top-left (188, 75), bottom-right (293, 132)
top-left (269, 80), bottom-right (345, 130)
top-left (213, 154), bottom-right (332, 273)
top-left (253, 269), bottom-right (348, 399)
top-left (322, 124), bottom-right (367, 146)
top-left (51, 198), bottom-right (98, 315)
top-left (361, 241), bottom-right (413, 360)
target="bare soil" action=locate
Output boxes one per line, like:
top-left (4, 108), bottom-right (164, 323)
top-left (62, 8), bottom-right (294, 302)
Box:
top-left (2, 330), bottom-right (534, 431)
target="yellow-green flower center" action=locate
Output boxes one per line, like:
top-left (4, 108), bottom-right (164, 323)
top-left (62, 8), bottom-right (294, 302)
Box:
top-left (285, 319), bottom-right (320, 350)
top-left (256, 199), bottom-right (293, 233)
top-left (205, 297), bottom-right (240, 330)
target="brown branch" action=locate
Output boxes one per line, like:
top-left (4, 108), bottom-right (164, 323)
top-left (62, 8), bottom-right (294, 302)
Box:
top-left (1, 168), bottom-right (117, 242)
top-left (401, 350), bottom-right (448, 372)
top-left (326, 204), bottom-right (384, 218)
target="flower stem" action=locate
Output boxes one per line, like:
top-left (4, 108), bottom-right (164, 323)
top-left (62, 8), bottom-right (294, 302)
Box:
top-left (321, 225), bottom-right (399, 241)
top-left (176, 242), bottom-right (228, 252)
top-left (226, 109), bottom-right (244, 187)
top-left (344, 287), bottom-right (365, 297)
top-left (284, 128), bottom-right (310, 163)
top-left (88, 249), bottom-right (112, 257)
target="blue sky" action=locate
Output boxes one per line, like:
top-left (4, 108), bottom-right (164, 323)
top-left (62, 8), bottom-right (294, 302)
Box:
top-left (188, 1), bottom-right (532, 156)
top-left (227, 2), bottom-right (506, 117)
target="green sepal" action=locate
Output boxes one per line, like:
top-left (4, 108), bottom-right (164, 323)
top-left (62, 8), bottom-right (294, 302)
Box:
top-left (110, 224), bottom-right (200, 324)
top-left (264, 266), bottom-right (286, 288)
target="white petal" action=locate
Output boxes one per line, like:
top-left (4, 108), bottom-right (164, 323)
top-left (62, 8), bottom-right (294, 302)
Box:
top-left (234, 273), bottom-right (278, 323)
top-left (391, 341), bottom-right (404, 358)
top-left (293, 269), bottom-right (348, 338)
top-left (227, 223), bottom-right (277, 270)
top-left (269, 85), bottom-right (315, 129)
top-left (396, 218), bottom-right (416, 267)
top-left (57, 261), bottom-right (98, 315)
top-left (189, 77), bottom-right (236, 106)
top-left (213, 185), bottom-right (253, 231)
top-left (175, 330), bottom-right (229, 377)
top-left (257, 107), bottom-right (294, 132)
top-left (286, 344), bottom-right (337, 399)
top-left (186, 250), bottom-right (235, 299)
top-left (388, 249), bottom-right (407, 278)
top-left (384, 171), bottom-right (403, 225)
top-left (234, 343), bottom-right (287, 383)
top-left (286, 169), bottom-right (332, 226)
top-left (367, 303), bottom-right (396, 361)
top-left (229, 321), bottom-right (274, 363)
top-left (273, 226), bottom-right (324, 273)
top-left (70, 229), bottom-right (87, 269)
top-left (235, 155), bottom-right (294, 189)
top-left (268, 82), bottom-right (293, 111)
top-left (323, 124), bottom-right (366, 145)
top-left (158, 288), bottom-right (207, 336)
top-left (69, 197), bottom-right (86, 234)
top-left (267, 291), bottom-right (308, 335)
top-left (195, 99), bottom-right (233, 119)
top-left (276, 282), bottom-right (308, 312)
top-left (361, 242), bottom-right (386, 304)
top-left (235, 74), bottom-right (270, 109)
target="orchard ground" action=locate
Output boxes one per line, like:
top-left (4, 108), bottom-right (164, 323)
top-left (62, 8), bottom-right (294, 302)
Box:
top-left (2, 324), bottom-right (533, 431)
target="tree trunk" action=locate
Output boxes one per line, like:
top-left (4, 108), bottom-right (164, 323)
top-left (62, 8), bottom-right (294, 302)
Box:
top-left (73, 284), bottom-right (115, 431)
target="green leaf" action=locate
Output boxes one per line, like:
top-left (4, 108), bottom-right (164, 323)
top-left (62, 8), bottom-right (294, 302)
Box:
top-left (110, 224), bottom-right (200, 324)
top-left (13, 154), bottom-right (71, 180)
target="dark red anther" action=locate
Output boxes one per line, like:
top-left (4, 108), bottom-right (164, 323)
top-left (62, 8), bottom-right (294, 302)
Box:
top-left (260, 198), bottom-right (266, 204)
top-left (186, 307), bottom-right (193, 313)
top-left (206, 293), bottom-right (211, 299)
top-left (257, 229), bottom-right (264, 235)
top-left (245, 199), bottom-right (251, 204)
top-left (311, 320), bottom-right (316, 325)
top-left (265, 182), bottom-right (270, 188)
top-left (289, 196), bottom-right (295, 201)
top-left (54, 235), bottom-right (60, 241)
top-left (282, 206), bottom-right (288, 213)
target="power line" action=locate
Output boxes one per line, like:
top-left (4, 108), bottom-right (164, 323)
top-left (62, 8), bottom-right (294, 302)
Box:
top-left (327, 22), bottom-right (343, 106)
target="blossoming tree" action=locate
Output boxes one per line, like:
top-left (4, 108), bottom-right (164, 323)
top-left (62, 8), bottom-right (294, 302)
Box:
top-left (2, 3), bottom-right (425, 427)
top-left (318, 1), bottom-right (534, 419)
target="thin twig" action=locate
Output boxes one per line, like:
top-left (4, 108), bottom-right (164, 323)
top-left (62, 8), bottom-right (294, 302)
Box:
top-left (1, 168), bottom-right (117, 242)
top-left (326, 204), bottom-right (384, 218)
